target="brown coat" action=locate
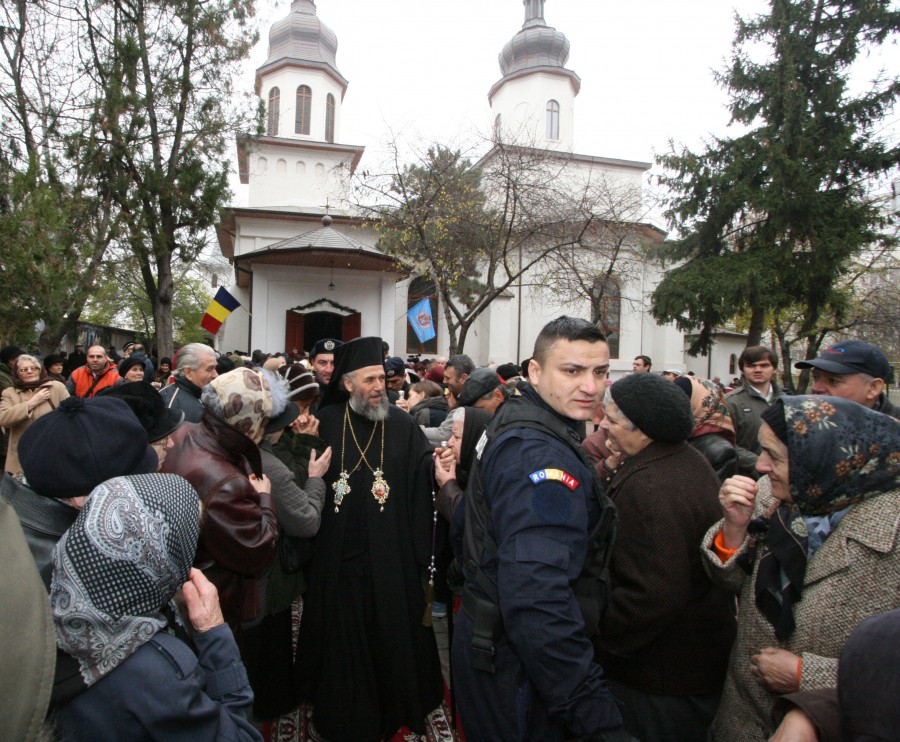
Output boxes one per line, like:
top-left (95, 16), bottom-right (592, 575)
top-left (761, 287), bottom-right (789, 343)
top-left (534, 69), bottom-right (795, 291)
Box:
top-left (702, 478), bottom-right (900, 742)
top-left (0, 381), bottom-right (69, 474)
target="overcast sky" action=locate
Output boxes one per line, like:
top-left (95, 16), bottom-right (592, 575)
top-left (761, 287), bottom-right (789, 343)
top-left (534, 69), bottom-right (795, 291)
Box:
top-left (232, 0), bottom-right (899, 206)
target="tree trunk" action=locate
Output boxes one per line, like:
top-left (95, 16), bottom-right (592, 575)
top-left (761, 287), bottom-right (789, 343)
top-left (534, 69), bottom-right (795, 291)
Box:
top-left (746, 304), bottom-right (766, 347)
top-left (154, 254), bottom-right (175, 359)
top-left (772, 322), bottom-right (796, 394)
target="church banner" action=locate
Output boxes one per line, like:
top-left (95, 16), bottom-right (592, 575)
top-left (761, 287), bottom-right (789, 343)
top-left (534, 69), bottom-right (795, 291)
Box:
top-left (407, 298), bottom-right (436, 344)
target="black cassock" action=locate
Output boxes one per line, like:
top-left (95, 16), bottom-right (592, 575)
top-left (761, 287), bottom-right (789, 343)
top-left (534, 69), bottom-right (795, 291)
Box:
top-left (294, 403), bottom-right (442, 742)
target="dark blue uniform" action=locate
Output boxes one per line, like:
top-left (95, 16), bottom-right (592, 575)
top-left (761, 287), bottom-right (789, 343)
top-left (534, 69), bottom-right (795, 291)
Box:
top-left (452, 389), bottom-right (623, 741)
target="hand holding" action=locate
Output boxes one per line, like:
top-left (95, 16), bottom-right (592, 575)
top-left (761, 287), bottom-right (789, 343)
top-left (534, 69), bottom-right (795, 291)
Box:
top-left (307, 446), bottom-right (332, 478)
top-left (719, 475), bottom-right (758, 546)
top-left (434, 447), bottom-right (456, 487)
top-left (182, 568), bottom-right (224, 633)
top-left (751, 647), bottom-right (801, 694)
top-left (28, 387), bottom-right (52, 410)
top-left (395, 397), bottom-right (410, 412)
top-left (249, 472), bottom-right (271, 494)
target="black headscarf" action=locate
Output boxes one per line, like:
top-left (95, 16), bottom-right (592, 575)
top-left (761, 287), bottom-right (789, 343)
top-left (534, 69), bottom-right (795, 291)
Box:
top-left (456, 407), bottom-right (493, 489)
top-left (741, 396), bottom-right (900, 640)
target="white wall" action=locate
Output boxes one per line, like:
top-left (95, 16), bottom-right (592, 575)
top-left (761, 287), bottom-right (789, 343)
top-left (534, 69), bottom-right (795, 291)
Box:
top-left (261, 67), bottom-right (343, 143)
top-left (246, 143), bottom-right (353, 210)
top-left (492, 71), bottom-right (577, 151)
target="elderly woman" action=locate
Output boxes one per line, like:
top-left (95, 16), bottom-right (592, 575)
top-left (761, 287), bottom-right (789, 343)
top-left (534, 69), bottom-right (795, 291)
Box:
top-left (674, 376), bottom-right (738, 482)
top-left (434, 406), bottom-right (492, 522)
top-left (51, 474), bottom-right (261, 741)
top-left (704, 395), bottom-right (900, 742)
top-left (160, 367), bottom-right (278, 629)
top-left (118, 355), bottom-right (149, 384)
top-left (0, 354), bottom-right (69, 474)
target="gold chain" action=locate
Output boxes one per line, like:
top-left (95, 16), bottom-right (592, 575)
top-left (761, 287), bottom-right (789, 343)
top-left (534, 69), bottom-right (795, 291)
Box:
top-left (340, 402), bottom-right (378, 476)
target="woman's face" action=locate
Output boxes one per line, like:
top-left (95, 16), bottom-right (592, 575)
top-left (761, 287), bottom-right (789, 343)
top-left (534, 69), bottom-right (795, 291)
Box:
top-left (16, 362), bottom-right (41, 383)
top-left (756, 423), bottom-right (791, 501)
top-left (407, 389), bottom-right (425, 408)
top-left (151, 435), bottom-right (174, 469)
top-left (124, 364), bottom-right (145, 382)
top-left (448, 417), bottom-right (464, 462)
top-left (48, 362), bottom-right (63, 376)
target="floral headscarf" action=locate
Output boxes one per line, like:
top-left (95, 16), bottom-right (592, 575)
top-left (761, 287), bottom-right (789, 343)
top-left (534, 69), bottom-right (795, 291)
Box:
top-left (201, 367), bottom-right (275, 444)
top-left (686, 378), bottom-right (735, 443)
top-left (51, 474), bottom-right (200, 688)
top-left (743, 396), bottom-right (899, 641)
top-left (779, 395), bottom-right (900, 516)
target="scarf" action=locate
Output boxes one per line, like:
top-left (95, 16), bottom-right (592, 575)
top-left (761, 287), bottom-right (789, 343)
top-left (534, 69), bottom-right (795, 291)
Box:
top-left (201, 367), bottom-right (274, 445)
top-left (456, 407), bottom-right (493, 489)
top-left (12, 357), bottom-right (52, 391)
top-left (688, 377), bottom-right (736, 444)
top-left (740, 396), bottom-right (900, 641)
top-left (50, 475), bottom-right (200, 690)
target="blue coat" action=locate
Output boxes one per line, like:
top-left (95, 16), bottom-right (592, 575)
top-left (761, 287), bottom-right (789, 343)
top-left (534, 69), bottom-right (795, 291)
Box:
top-left (57, 625), bottom-right (262, 742)
top-left (452, 390), bottom-right (623, 742)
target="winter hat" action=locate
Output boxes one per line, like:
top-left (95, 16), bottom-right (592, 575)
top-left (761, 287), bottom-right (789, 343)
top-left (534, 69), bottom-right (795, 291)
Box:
top-left (282, 364), bottom-right (320, 402)
top-left (201, 368), bottom-right (275, 445)
top-left (384, 356), bottom-right (407, 379)
top-left (117, 355), bottom-right (146, 378)
top-left (425, 364), bottom-right (445, 384)
top-left (496, 363), bottom-right (521, 382)
top-left (19, 397), bottom-right (157, 499)
top-left (608, 372), bottom-right (694, 443)
top-left (457, 367), bottom-right (502, 407)
top-left (97, 381), bottom-right (184, 442)
top-left (1, 346), bottom-right (24, 364)
top-left (43, 353), bottom-right (65, 369)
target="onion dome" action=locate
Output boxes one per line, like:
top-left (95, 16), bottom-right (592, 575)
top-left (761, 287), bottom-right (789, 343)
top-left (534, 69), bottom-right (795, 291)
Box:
top-left (499, 0), bottom-right (571, 76)
top-left (261, 0), bottom-right (344, 83)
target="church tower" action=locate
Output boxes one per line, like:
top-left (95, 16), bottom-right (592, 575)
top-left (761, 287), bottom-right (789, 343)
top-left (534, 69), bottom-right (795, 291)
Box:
top-left (242, 0), bottom-right (364, 210)
top-left (489, 0), bottom-right (580, 151)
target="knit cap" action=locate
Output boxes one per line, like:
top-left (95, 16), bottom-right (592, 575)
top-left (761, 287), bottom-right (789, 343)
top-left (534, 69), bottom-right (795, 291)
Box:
top-left (608, 373), bottom-right (694, 443)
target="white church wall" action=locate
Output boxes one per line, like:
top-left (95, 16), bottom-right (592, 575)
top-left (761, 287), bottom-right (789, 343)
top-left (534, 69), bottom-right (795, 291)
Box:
top-left (219, 285), bottom-right (252, 352)
top-left (491, 72), bottom-right (576, 151)
top-left (246, 144), bottom-right (352, 210)
top-left (261, 67), bottom-right (343, 143)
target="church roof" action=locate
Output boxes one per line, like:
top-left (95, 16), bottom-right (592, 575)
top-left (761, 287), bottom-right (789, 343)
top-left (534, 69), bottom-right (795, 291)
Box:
top-left (491, 1), bottom-right (580, 100)
top-left (256, 1), bottom-right (348, 94)
top-left (250, 217), bottom-right (378, 256)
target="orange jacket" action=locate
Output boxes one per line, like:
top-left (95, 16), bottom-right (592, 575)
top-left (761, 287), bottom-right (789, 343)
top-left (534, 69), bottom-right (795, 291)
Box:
top-left (67, 362), bottom-right (120, 398)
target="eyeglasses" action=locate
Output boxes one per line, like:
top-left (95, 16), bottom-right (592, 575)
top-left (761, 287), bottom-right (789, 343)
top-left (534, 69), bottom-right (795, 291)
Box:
top-left (18, 367), bottom-right (40, 373)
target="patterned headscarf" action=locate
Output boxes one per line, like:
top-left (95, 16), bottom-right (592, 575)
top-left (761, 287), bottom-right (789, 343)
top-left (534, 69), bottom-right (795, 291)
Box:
top-left (201, 367), bottom-right (274, 444)
top-left (51, 474), bottom-right (200, 688)
top-left (743, 396), bottom-right (899, 640)
top-left (686, 377), bottom-right (736, 443)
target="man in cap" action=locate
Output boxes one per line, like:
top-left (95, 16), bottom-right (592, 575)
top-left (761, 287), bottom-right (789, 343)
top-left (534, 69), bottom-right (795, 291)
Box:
top-left (65, 345), bottom-right (121, 398)
top-left (384, 355), bottom-right (411, 402)
top-left (159, 342), bottom-right (218, 422)
top-left (0, 396), bottom-right (158, 571)
top-left (724, 345), bottom-right (783, 475)
top-left (597, 372), bottom-right (736, 741)
top-left (309, 338), bottom-right (342, 389)
top-left (453, 317), bottom-right (627, 742)
top-left (294, 336), bottom-right (442, 742)
top-left (795, 339), bottom-right (897, 418)
top-left (456, 366), bottom-right (508, 414)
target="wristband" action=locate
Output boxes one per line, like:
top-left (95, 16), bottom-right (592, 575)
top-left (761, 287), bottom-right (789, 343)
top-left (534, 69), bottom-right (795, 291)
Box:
top-left (796, 656), bottom-right (802, 686)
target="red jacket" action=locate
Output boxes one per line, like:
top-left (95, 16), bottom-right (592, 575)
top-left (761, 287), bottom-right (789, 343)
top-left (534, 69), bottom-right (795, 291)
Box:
top-left (68, 362), bottom-right (120, 398)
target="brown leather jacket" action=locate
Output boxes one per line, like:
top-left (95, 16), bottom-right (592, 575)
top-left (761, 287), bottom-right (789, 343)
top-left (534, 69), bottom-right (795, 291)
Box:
top-left (162, 420), bottom-right (278, 627)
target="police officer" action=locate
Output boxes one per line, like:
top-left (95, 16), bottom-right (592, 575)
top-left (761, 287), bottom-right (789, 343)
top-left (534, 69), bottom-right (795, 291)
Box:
top-left (453, 316), bottom-right (630, 742)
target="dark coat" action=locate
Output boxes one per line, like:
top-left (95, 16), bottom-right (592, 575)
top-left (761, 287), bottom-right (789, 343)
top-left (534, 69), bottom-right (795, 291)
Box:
top-left (689, 431), bottom-right (738, 483)
top-left (160, 421), bottom-right (278, 627)
top-left (159, 375), bottom-right (205, 423)
top-left (56, 625), bottom-right (261, 741)
top-left (599, 441), bottom-right (736, 696)
top-left (410, 395), bottom-right (449, 428)
top-left (724, 383), bottom-right (782, 476)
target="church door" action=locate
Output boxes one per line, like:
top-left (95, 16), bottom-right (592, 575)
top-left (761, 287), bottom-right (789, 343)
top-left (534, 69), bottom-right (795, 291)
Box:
top-left (285, 310), bottom-right (304, 352)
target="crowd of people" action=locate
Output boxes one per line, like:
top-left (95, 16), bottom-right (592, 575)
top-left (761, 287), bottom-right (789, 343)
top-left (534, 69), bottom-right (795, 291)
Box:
top-left (1, 327), bottom-right (897, 742)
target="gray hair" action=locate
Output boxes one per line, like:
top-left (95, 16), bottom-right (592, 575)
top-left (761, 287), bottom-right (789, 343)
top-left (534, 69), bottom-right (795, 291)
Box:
top-left (15, 354), bottom-right (41, 369)
top-left (446, 354), bottom-right (475, 377)
top-left (603, 387), bottom-right (637, 431)
top-left (175, 343), bottom-right (215, 376)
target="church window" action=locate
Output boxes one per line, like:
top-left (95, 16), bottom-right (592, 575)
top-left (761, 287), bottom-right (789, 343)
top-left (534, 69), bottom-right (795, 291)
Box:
top-left (592, 275), bottom-right (620, 359)
top-left (267, 87), bottom-right (280, 135)
top-left (276, 158), bottom-right (287, 173)
top-left (295, 85), bottom-right (312, 135)
top-left (257, 157), bottom-right (268, 174)
top-left (729, 353), bottom-right (737, 376)
top-left (315, 163), bottom-right (325, 177)
top-left (296, 160), bottom-right (306, 176)
top-left (546, 99), bottom-right (560, 140)
top-left (407, 276), bottom-right (438, 354)
top-left (325, 94), bottom-right (335, 143)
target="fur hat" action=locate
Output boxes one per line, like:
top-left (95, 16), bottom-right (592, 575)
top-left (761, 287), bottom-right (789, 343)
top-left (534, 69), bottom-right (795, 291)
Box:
top-left (97, 381), bottom-right (184, 442)
top-left (609, 373), bottom-right (694, 443)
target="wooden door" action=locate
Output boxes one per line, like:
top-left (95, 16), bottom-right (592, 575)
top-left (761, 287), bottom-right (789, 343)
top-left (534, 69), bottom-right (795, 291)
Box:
top-left (342, 312), bottom-right (361, 341)
top-left (285, 311), bottom-right (304, 352)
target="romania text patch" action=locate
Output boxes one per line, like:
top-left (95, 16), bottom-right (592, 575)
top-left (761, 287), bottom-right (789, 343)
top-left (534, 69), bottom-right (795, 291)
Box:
top-left (528, 468), bottom-right (579, 490)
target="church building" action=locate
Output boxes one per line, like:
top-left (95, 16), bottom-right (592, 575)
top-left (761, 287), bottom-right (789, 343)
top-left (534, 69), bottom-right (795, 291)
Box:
top-left (217, 0), bottom-right (686, 374)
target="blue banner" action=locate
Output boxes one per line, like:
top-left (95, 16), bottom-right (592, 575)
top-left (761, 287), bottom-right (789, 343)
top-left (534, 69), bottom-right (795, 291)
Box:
top-left (407, 298), bottom-right (436, 344)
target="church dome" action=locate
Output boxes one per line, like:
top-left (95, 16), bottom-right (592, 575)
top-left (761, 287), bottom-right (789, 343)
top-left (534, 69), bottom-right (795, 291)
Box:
top-left (498, 0), bottom-right (570, 76)
top-left (263, 0), bottom-right (340, 73)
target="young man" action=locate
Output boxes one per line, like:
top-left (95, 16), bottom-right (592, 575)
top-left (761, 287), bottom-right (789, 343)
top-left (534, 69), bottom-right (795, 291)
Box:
top-left (453, 316), bottom-right (628, 742)
top-left (632, 355), bottom-right (652, 373)
top-left (724, 345), bottom-right (781, 475)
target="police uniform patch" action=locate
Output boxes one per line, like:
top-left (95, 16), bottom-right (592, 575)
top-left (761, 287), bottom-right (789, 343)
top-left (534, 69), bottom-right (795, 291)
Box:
top-left (528, 468), bottom-right (579, 490)
top-left (324, 340), bottom-right (335, 351)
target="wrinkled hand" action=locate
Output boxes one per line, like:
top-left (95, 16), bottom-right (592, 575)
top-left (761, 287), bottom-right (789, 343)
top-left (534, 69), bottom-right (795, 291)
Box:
top-left (751, 647), bottom-right (801, 694)
top-left (719, 474), bottom-right (758, 547)
top-left (182, 568), bottom-right (224, 633)
top-left (28, 387), bottom-right (52, 410)
top-left (768, 708), bottom-right (818, 742)
top-left (248, 473), bottom-right (271, 494)
top-left (291, 413), bottom-right (319, 436)
top-left (395, 397), bottom-right (410, 412)
top-left (434, 447), bottom-right (457, 487)
top-left (307, 446), bottom-right (332, 479)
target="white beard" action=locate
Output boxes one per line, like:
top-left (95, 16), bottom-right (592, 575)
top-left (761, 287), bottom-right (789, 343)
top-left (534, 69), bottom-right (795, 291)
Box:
top-left (349, 389), bottom-right (390, 421)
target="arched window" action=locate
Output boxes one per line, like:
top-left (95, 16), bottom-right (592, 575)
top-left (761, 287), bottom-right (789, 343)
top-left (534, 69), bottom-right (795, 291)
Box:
top-left (325, 93), bottom-right (335, 143)
top-left (546, 99), bottom-right (560, 140)
top-left (729, 353), bottom-right (737, 376)
top-left (407, 276), bottom-right (438, 354)
top-left (592, 275), bottom-right (620, 359)
top-left (295, 85), bottom-right (312, 135)
top-left (267, 87), bottom-right (280, 136)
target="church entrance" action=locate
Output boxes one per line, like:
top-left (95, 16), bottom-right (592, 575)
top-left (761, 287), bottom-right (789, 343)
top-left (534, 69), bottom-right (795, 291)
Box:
top-left (285, 301), bottom-right (361, 353)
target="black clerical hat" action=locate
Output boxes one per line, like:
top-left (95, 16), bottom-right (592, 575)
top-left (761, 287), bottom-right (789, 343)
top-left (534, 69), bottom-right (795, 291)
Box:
top-left (319, 336), bottom-right (385, 408)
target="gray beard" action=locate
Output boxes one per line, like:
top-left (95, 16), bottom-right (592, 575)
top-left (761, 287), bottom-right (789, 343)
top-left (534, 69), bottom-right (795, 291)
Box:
top-left (349, 390), bottom-right (390, 422)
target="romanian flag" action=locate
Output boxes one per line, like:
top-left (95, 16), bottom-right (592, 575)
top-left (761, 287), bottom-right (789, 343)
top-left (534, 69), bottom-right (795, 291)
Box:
top-left (201, 287), bottom-right (241, 335)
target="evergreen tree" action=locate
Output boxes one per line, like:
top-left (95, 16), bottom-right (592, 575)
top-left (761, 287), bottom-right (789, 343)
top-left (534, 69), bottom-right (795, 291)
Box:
top-left (652, 0), bottom-right (900, 357)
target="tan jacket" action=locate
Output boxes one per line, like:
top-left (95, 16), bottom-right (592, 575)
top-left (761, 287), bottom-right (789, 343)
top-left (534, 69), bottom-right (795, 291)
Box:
top-left (701, 477), bottom-right (900, 742)
top-left (0, 381), bottom-right (69, 474)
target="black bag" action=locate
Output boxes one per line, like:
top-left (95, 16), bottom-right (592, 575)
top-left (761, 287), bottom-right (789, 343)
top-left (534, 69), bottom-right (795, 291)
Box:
top-left (277, 533), bottom-right (315, 574)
